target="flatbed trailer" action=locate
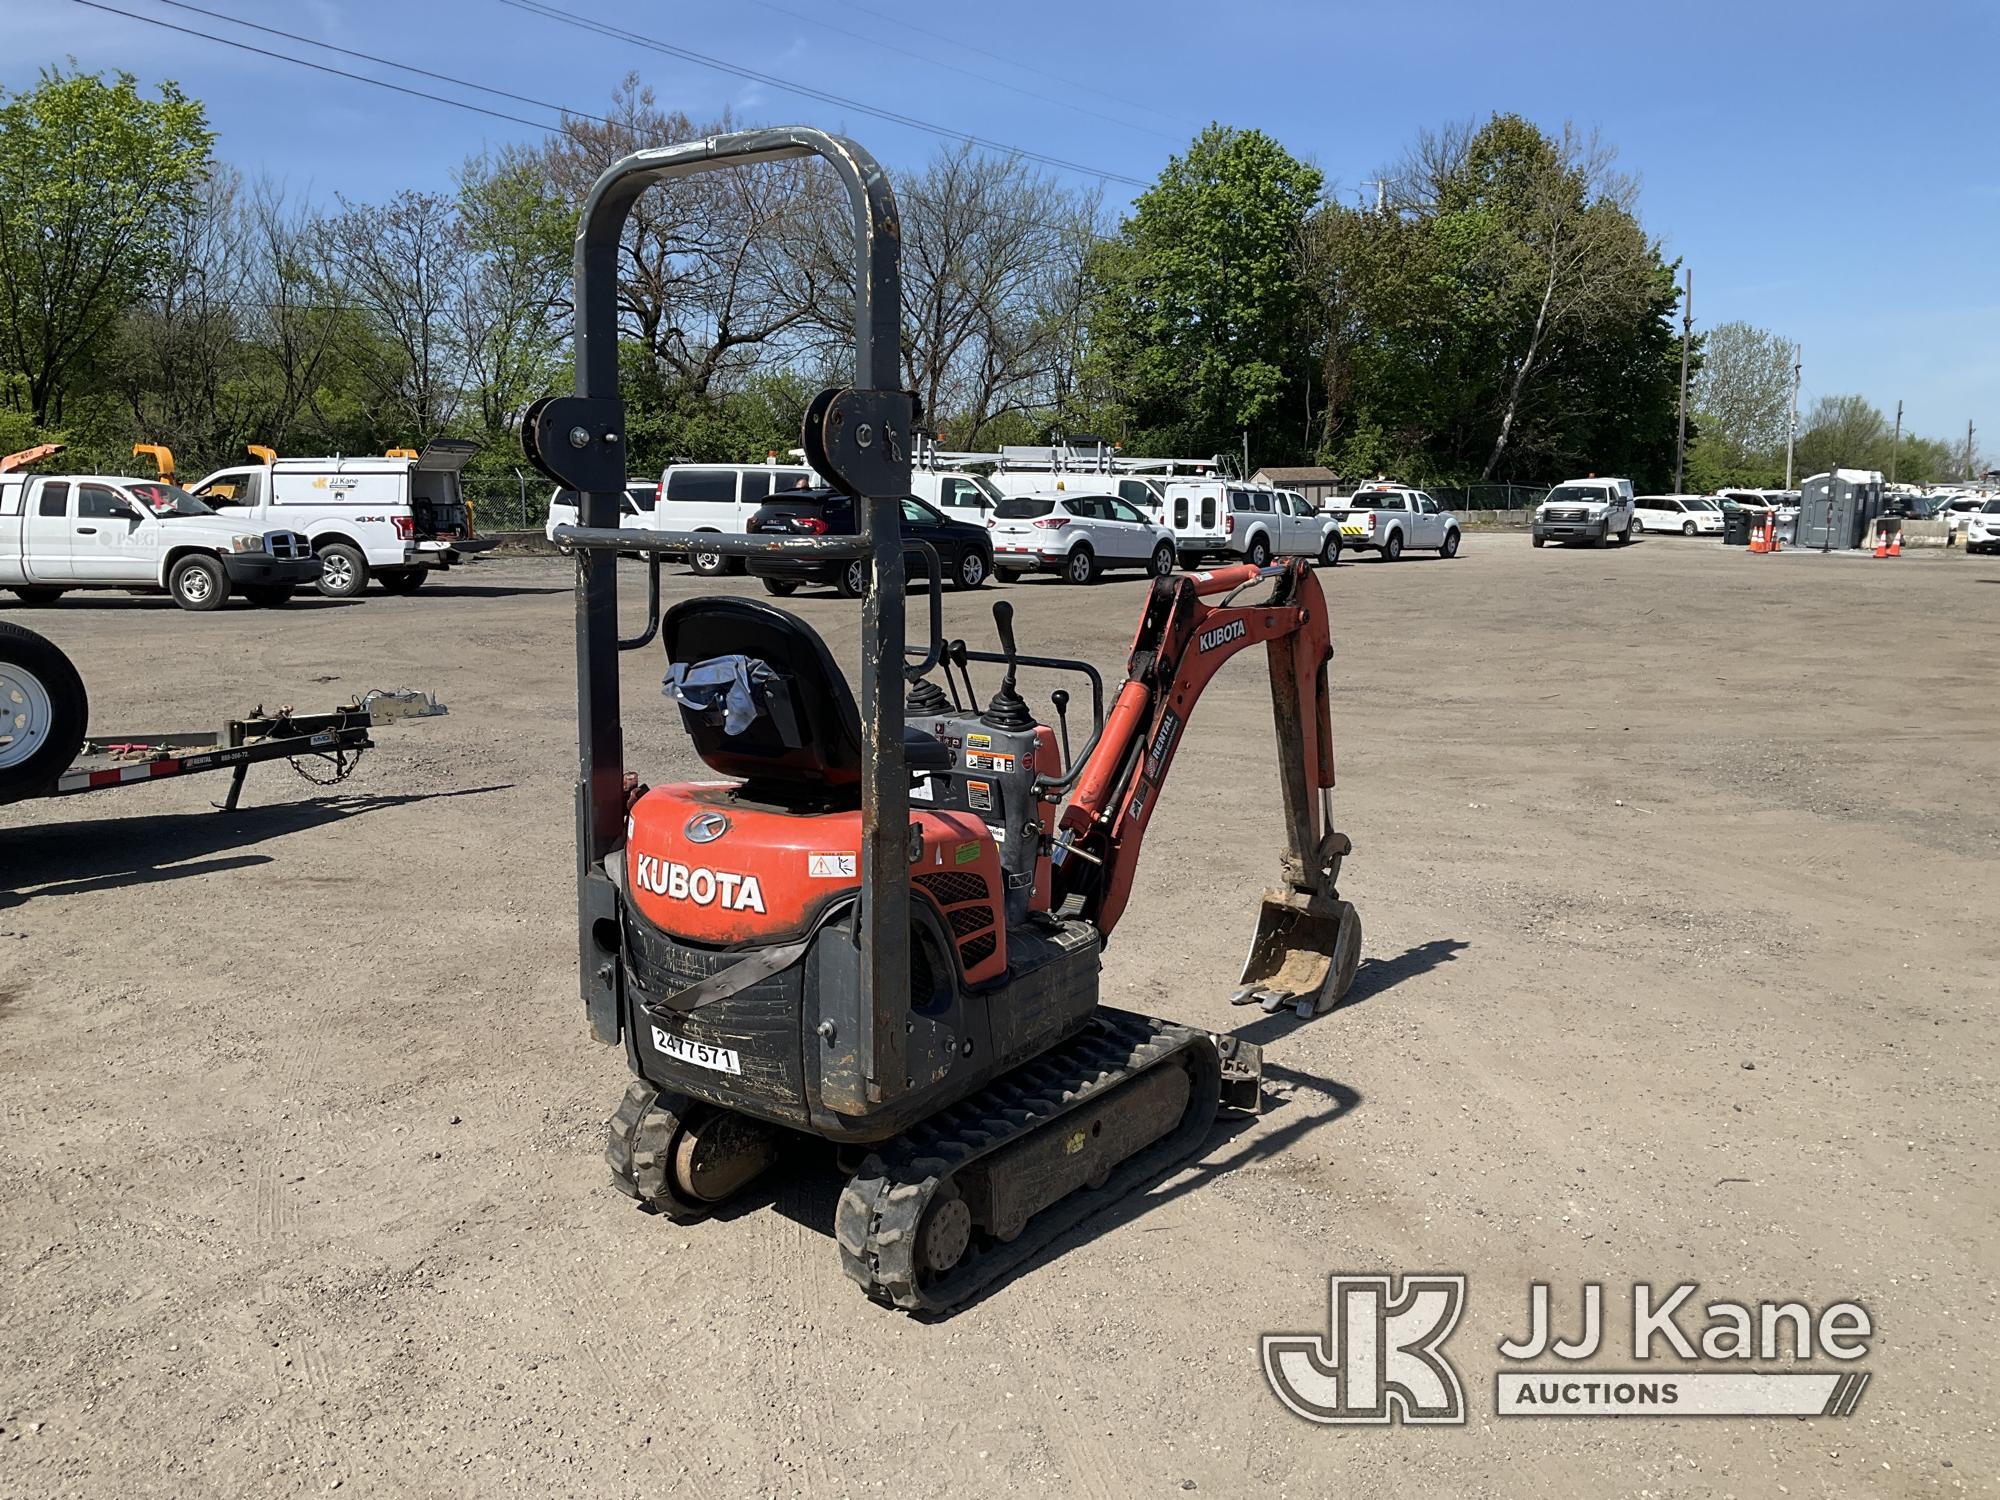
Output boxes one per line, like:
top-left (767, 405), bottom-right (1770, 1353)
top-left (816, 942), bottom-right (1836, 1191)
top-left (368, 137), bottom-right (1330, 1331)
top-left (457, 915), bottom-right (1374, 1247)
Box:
top-left (2, 618), bottom-right (443, 813)
top-left (44, 695), bottom-right (444, 810)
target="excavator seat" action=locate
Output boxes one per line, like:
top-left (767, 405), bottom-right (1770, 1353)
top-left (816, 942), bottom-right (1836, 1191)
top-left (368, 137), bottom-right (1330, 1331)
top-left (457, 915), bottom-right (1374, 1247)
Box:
top-left (662, 596), bottom-right (950, 810)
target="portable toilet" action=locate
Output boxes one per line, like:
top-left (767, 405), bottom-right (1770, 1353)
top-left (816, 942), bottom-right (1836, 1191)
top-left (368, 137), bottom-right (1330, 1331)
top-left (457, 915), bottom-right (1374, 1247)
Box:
top-left (1796, 469), bottom-right (1883, 549)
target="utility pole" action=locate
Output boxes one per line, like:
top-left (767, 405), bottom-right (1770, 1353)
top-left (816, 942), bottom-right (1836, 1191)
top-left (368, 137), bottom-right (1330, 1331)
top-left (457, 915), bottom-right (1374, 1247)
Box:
top-left (1891, 400), bottom-right (1902, 485)
top-left (1242, 429), bottom-right (1251, 483)
top-left (1674, 268), bottom-right (1692, 493)
top-left (1783, 344), bottom-right (1802, 490)
top-left (1967, 420), bottom-right (1977, 482)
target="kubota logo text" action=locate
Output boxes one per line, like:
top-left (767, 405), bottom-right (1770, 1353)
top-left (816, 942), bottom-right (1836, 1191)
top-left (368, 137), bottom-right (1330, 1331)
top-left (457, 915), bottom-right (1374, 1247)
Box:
top-left (632, 855), bottom-right (766, 913)
top-left (1198, 619), bottom-right (1246, 652)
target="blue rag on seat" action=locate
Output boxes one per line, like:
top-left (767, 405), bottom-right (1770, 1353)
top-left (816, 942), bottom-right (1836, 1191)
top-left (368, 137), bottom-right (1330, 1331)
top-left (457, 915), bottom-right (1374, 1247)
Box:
top-left (663, 656), bottom-right (779, 736)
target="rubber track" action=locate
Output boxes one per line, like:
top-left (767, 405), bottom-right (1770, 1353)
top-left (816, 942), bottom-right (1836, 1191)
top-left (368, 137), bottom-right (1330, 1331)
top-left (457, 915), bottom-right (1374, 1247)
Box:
top-left (604, 1079), bottom-right (710, 1222)
top-left (835, 1009), bottom-right (1221, 1313)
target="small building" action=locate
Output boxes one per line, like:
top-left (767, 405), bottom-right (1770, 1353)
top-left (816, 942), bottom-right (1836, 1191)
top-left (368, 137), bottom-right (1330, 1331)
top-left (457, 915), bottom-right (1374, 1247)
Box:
top-left (1252, 466), bottom-right (1344, 508)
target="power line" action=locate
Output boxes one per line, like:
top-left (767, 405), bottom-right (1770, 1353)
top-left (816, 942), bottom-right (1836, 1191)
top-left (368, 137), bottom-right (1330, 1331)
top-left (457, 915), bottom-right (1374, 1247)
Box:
top-left (69, 0), bottom-right (562, 134)
top-left (492, 0), bottom-right (1150, 188)
top-left (740, 0), bottom-right (1180, 144)
top-left (70, 0), bottom-right (1113, 242)
top-left (144, 0), bottom-right (617, 129)
top-left (838, 0), bottom-right (1189, 131)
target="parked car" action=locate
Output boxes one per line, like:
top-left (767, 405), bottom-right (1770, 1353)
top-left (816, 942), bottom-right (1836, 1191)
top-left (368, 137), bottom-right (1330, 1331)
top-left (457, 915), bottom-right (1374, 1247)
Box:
top-left (1965, 498), bottom-right (2000, 555)
top-left (544, 482), bottom-right (665, 541)
top-left (746, 490), bottom-right (993, 597)
top-left (1633, 495), bottom-right (1724, 535)
top-left (188, 441), bottom-right (489, 598)
top-left (1332, 484), bottom-right (1463, 560)
top-left (1936, 495), bottom-right (1987, 539)
top-left (1532, 478), bottom-right (1637, 547)
top-left (2, 471), bottom-right (317, 610)
top-left (988, 494), bottom-right (1176, 583)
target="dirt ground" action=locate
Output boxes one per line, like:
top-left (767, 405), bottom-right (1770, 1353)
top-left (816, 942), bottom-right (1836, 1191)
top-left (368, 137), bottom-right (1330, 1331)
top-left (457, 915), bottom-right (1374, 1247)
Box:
top-left (2, 535), bottom-right (1995, 1498)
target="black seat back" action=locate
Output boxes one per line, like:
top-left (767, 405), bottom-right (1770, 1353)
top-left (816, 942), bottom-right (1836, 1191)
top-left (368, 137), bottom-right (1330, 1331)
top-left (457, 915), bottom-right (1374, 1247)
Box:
top-left (662, 596), bottom-right (863, 801)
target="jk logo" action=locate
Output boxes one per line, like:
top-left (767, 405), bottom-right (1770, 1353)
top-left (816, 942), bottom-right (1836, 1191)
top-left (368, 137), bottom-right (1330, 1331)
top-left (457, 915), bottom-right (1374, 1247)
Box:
top-left (1262, 1274), bottom-right (1468, 1425)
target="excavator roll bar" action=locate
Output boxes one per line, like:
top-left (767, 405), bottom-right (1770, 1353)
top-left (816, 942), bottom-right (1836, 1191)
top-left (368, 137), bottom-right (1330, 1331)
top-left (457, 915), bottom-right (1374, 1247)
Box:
top-left (520, 127), bottom-right (920, 1111)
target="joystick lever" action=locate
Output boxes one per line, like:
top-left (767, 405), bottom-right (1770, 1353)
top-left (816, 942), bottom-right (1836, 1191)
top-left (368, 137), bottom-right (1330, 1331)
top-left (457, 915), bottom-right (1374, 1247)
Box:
top-left (981, 600), bottom-right (1033, 731)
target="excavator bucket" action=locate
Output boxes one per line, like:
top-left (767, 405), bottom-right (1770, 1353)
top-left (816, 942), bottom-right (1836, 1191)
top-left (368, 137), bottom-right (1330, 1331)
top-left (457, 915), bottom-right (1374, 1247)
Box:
top-left (1234, 893), bottom-right (1362, 1018)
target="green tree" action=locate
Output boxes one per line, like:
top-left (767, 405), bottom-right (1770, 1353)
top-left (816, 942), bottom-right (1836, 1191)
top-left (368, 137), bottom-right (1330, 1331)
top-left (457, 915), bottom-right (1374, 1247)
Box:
top-left (1301, 115), bottom-right (1683, 487)
top-left (1085, 125), bottom-right (1322, 463)
top-left (0, 68), bottom-right (213, 425)
top-left (1693, 321), bottom-right (1794, 469)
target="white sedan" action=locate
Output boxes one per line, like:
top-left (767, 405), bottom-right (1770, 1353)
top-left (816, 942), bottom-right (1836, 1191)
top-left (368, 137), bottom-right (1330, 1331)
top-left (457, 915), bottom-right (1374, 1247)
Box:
top-left (1633, 495), bottom-right (1724, 535)
top-left (989, 493), bottom-right (1177, 583)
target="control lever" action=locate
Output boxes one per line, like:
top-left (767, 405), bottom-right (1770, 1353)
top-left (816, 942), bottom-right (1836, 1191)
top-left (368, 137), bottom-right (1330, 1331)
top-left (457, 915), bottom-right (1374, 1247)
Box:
top-left (947, 639), bottom-right (977, 711)
top-left (981, 600), bottom-right (1034, 731)
top-left (1050, 688), bottom-right (1073, 771)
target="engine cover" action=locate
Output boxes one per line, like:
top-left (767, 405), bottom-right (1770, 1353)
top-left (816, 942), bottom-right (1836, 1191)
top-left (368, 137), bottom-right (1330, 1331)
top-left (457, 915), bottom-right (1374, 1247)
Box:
top-left (624, 781), bottom-right (1008, 983)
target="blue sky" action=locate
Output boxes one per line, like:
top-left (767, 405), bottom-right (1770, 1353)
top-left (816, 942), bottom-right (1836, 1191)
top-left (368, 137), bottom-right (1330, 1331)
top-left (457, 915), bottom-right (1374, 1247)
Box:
top-left (7, 0), bottom-right (1996, 462)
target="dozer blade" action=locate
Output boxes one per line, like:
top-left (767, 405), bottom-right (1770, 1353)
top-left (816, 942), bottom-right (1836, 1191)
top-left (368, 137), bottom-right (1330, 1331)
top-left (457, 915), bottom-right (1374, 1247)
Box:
top-left (1232, 892), bottom-right (1362, 1018)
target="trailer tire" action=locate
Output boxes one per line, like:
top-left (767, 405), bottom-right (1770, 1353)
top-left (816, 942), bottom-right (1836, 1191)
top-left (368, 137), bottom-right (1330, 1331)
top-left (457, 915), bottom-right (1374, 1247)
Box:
top-left (0, 620), bottom-right (89, 803)
top-left (315, 542), bottom-right (368, 599)
top-left (169, 554), bottom-right (231, 611)
top-left (243, 585), bottom-right (295, 608)
top-left (378, 568), bottom-right (428, 594)
top-left (7, 586), bottom-right (66, 606)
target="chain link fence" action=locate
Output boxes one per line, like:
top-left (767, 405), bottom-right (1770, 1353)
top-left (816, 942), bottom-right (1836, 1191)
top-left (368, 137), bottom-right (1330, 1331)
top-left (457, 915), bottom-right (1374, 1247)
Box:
top-left (1428, 483), bottom-right (1549, 513)
top-left (464, 473), bottom-right (552, 534)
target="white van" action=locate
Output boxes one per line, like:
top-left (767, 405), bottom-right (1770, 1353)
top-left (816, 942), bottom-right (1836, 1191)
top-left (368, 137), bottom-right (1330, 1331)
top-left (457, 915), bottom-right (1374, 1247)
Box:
top-left (188, 440), bottom-right (488, 597)
top-left (910, 469), bottom-right (1005, 520)
top-left (652, 461), bottom-right (817, 575)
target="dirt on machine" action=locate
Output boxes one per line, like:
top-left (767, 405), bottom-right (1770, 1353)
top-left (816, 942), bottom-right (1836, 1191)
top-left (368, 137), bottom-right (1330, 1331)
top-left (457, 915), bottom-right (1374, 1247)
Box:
top-left (522, 127), bottom-right (1363, 1314)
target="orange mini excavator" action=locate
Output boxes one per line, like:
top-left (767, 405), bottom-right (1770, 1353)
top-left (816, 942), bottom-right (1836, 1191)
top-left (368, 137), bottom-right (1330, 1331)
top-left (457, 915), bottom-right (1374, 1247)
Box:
top-left (522, 128), bottom-right (1362, 1313)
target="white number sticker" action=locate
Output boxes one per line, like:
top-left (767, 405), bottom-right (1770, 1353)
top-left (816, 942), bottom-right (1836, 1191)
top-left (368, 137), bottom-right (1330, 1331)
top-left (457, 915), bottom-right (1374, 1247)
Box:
top-left (650, 1026), bottom-right (742, 1075)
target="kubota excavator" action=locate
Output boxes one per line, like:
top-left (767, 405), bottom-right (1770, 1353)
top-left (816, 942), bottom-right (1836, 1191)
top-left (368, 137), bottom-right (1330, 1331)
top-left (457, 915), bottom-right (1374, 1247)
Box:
top-left (521, 128), bottom-right (1362, 1313)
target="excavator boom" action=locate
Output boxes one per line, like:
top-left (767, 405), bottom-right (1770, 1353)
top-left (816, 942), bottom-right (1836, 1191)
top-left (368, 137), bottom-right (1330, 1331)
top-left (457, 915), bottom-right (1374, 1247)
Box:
top-left (1054, 559), bottom-right (1360, 1014)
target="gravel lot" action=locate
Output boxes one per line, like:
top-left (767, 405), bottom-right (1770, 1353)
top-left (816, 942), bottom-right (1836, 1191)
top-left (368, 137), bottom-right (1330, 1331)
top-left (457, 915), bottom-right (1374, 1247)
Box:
top-left (3, 535), bottom-right (1995, 1498)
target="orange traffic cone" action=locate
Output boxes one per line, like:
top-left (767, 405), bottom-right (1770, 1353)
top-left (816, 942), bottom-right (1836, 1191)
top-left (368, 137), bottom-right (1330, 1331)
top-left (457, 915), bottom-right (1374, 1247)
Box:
top-left (1888, 533), bottom-right (1901, 557)
top-left (1873, 530), bottom-right (1888, 558)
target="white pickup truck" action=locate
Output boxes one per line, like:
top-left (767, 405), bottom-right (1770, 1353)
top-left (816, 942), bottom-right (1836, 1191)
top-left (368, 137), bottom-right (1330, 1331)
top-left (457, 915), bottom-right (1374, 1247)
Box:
top-left (188, 440), bottom-right (489, 598)
top-left (1532, 477), bottom-right (1637, 547)
top-left (1, 469), bottom-right (317, 610)
top-left (1160, 481), bottom-right (1341, 568)
top-left (1330, 484), bottom-right (1463, 560)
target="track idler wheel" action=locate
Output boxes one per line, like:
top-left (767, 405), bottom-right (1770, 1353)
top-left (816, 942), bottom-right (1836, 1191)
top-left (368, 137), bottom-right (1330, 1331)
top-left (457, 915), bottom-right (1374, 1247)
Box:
top-left (605, 1080), bottom-right (778, 1222)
